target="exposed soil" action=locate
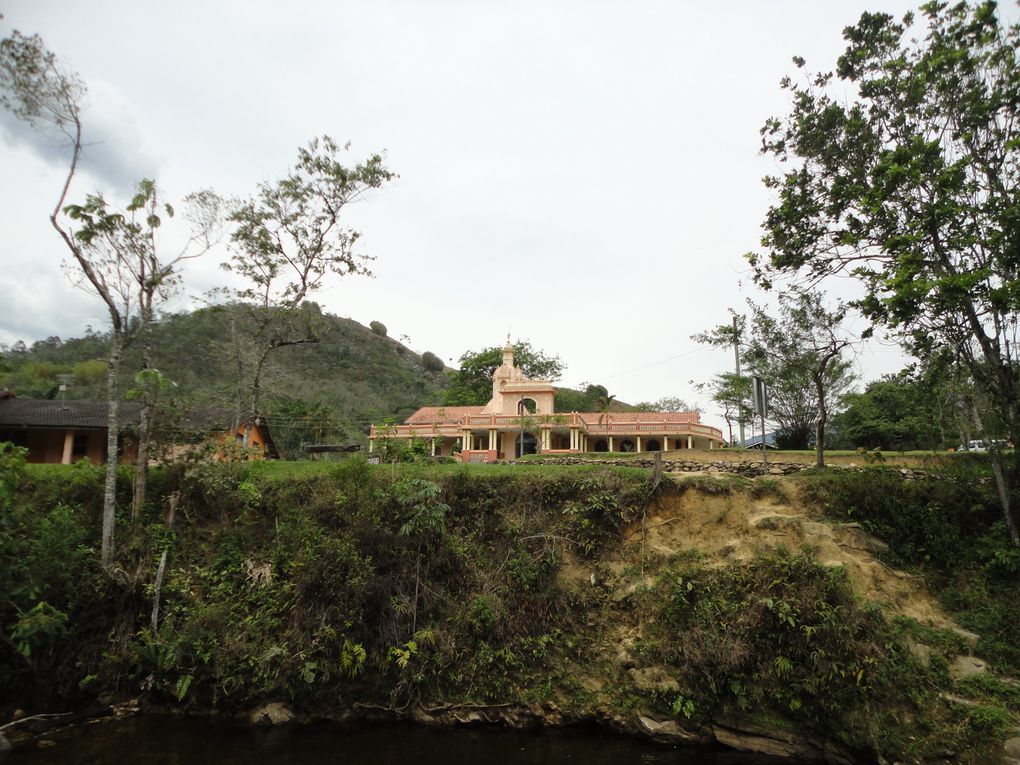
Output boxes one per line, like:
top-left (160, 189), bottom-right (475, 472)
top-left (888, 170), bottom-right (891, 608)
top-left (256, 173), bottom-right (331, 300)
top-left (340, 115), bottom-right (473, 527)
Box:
top-left (579, 476), bottom-right (953, 627)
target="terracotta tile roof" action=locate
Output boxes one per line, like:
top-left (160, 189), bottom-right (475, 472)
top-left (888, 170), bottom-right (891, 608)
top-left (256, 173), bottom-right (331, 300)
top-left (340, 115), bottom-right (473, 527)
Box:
top-left (404, 406), bottom-right (486, 424)
top-left (576, 411), bottom-right (701, 425)
top-left (400, 407), bottom-right (703, 427)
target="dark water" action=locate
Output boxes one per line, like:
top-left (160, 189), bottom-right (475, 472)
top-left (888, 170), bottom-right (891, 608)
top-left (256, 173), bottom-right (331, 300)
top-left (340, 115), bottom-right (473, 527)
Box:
top-left (7, 716), bottom-right (784, 765)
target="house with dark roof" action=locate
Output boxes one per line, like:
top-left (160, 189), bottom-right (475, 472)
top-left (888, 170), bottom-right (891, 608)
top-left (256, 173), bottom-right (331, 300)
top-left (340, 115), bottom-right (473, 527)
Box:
top-left (369, 342), bottom-right (724, 462)
top-left (0, 398), bottom-right (278, 464)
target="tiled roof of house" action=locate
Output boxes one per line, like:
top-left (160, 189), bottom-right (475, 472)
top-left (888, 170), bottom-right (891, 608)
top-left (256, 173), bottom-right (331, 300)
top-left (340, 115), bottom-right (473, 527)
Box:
top-left (0, 398), bottom-right (239, 431)
top-left (400, 406), bottom-right (703, 427)
top-left (404, 406), bottom-right (485, 424)
top-left (575, 411), bottom-right (701, 425)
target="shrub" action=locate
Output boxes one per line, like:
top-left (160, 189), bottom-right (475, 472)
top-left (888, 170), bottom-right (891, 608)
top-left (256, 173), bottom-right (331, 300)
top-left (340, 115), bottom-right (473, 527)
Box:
top-left (649, 550), bottom-right (937, 754)
top-left (369, 320), bottom-right (387, 337)
top-left (421, 351), bottom-right (444, 372)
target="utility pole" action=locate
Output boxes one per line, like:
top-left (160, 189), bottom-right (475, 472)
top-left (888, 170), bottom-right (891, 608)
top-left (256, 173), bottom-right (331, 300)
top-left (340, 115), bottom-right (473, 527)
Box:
top-left (752, 376), bottom-right (768, 468)
top-left (733, 314), bottom-right (745, 448)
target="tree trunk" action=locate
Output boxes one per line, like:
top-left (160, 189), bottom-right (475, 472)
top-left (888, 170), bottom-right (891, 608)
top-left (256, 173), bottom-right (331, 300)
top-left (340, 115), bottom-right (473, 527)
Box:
top-left (101, 331), bottom-right (124, 570)
top-left (132, 402), bottom-right (151, 520)
top-left (990, 459), bottom-right (1020, 547)
top-left (814, 374), bottom-right (826, 469)
top-left (132, 302), bottom-right (154, 521)
top-left (150, 491), bottom-right (179, 635)
top-left (246, 347), bottom-right (273, 448)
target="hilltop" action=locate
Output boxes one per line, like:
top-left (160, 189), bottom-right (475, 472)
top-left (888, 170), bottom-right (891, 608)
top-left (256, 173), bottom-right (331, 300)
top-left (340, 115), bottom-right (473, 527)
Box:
top-left (0, 304), bottom-right (450, 456)
top-left (0, 307), bottom-right (641, 457)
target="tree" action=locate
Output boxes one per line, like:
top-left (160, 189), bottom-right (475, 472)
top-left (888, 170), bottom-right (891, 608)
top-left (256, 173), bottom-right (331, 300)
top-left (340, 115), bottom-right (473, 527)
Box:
top-left (829, 356), bottom-right (984, 452)
top-left (595, 388), bottom-right (616, 436)
top-left (126, 181), bottom-right (222, 517)
top-left (394, 478), bottom-right (449, 634)
top-left (420, 351), bottom-right (444, 372)
top-left (65, 180), bottom-right (223, 519)
top-left (441, 341), bottom-right (564, 406)
top-left (751, 2), bottom-right (1020, 543)
top-left (696, 291), bottom-right (856, 465)
top-left (224, 136), bottom-right (394, 433)
top-left (833, 372), bottom-right (941, 451)
top-left (3, 29), bottom-right (224, 561)
top-left (633, 396), bottom-right (700, 413)
top-left (745, 291), bottom-right (856, 465)
top-left (695, 372), bottom-right (752, 446)
top-left (1, 30), bottom-right (125, 568)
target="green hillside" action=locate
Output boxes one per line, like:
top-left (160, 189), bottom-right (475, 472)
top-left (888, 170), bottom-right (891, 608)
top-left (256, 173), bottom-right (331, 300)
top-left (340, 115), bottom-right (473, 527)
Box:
top-left (0, 306), bottom-right (641, 458)
top-left (0, 304), bottom-right (451, 456)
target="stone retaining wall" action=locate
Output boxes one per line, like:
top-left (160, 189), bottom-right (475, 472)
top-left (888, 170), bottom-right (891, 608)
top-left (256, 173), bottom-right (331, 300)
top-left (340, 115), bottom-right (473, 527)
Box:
top-left (516, 456), bottom-right (929, 480)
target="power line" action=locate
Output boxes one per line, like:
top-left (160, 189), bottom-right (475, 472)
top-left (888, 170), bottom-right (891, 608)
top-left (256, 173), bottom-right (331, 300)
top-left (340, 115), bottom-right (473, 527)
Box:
top-left (595, 346), bottom-right (708, 382)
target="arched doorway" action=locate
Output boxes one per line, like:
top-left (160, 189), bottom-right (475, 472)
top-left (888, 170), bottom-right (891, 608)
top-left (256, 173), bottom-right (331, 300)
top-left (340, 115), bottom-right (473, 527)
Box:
top-left (516, 432), bottom-right (538, 457)
top-left (517, 398), bottom-right (537, 414)
top-left (594, 439), bottom-right (609, 453)
top-left (645, 439), bottom-right (661, 451)
top-left (619, 439), bottom-right (635, 453)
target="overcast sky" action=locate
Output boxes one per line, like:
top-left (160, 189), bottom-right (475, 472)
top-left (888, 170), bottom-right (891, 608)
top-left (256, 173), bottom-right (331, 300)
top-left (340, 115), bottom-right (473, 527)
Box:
top-left (1, 1), bottom-right (986, 421)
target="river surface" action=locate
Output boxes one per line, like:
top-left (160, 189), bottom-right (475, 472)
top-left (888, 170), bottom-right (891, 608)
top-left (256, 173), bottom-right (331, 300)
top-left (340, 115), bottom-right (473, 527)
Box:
top-left (7, 716), bottom-right (787, 765)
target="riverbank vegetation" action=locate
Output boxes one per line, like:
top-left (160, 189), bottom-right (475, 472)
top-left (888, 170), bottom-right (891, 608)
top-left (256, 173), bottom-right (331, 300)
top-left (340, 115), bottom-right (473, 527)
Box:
top-left (2, 447), bottom-right (1018, 761)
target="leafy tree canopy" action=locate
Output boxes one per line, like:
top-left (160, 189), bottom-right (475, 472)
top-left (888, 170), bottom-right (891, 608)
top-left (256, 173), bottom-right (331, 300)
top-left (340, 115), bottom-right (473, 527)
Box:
top-left (834, 372), bottom-right (936, 452)
top-left (696, 291), bottom-right (856, 461)
top-left (632, 396), bottom-right (699, 413)
top-left (223, 136), bottom-right (394, 420)
top-left (750, 1), bottom-right (1020, 538)
top-left (442, 341), bottom-right (564, 406)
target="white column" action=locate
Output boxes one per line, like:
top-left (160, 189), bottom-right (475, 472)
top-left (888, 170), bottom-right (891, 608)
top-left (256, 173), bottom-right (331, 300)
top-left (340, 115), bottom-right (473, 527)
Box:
top-left (709, 439), bottom-right (714, 450)
top-left (664, 436), bottom-right (669, 451)
top-left (62, 431), bottom-right (74, 464)
top-left (636, 436), bottom-right (642, 453)
top-left (490, 429), bottom-right (497, 450)
top-left (609, 436), bottom-right (614, 452)
top-left (687, 435), bottom-right (693, 449)
top-left (368, 438), bottom-right (374, 453)
top-left (430, 438), bottom-right (436, 456)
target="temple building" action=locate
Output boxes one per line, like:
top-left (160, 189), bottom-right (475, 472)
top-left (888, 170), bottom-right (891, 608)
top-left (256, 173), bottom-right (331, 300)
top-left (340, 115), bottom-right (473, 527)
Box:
top-left (369, 342), bottom-right (724, 462)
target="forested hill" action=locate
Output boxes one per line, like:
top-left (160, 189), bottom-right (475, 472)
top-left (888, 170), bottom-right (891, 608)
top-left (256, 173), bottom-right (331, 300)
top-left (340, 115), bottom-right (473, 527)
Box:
top-left (0, 304), bottom-right (451, 455)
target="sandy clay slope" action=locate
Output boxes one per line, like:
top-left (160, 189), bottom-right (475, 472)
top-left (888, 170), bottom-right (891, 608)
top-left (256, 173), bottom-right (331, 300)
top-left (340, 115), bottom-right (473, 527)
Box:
top-left (605, 475), bottom-right (954, 627)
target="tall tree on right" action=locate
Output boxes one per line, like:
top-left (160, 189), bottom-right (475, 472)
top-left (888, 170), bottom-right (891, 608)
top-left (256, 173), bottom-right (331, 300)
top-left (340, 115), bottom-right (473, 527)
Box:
top-left (751, 2), bottom-right (1020, 544)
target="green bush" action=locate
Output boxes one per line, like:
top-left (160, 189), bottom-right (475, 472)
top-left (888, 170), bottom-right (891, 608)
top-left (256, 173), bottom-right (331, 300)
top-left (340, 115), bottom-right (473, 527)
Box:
top-left (421, 351), bottom-right (444, 372)
top-left (800, 466), bottom-right (1020, 673)
top-left (648, 549), bottom-right (939, 754)
top-left (369, 320), bottom-right (387, 337)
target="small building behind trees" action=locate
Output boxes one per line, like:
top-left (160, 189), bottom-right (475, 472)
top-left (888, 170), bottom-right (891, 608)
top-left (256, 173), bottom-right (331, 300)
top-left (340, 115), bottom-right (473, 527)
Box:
top-left (0, 398), bottom-right (278, 463)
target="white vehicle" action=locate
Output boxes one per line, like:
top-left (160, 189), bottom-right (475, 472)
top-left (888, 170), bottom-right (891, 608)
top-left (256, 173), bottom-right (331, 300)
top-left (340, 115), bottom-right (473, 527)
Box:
top-left (956, 440), bottom-right (988, 452)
